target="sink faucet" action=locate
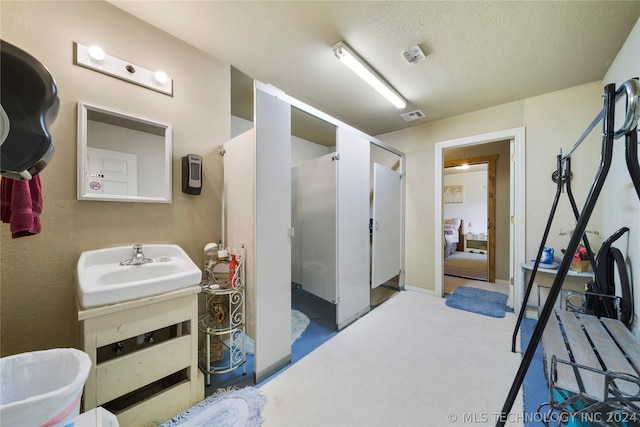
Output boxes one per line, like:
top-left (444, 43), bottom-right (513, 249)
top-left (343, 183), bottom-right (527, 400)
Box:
top-left (120, 244), bottom-right (153, 266)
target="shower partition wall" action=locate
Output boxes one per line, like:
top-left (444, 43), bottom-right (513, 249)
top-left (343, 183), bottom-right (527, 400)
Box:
top-left (224, 81), bottom-right (404, 384)
top-left (300, 152), bottom-right (338, 303)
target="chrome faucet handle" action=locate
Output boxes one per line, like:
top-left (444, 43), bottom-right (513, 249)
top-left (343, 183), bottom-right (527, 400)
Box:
top-left (120, 244), bottom-right (152, 265)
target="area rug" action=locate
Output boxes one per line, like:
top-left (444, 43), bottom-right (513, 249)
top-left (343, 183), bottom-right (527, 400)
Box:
top-left (445, 286), bottom-right (508, 318)
top-left (160, 386), bottom-right (266, 427)
top-left (290, 308), bottom-right (310, 342)
top-left (244, 309), bottom-right (310, 355)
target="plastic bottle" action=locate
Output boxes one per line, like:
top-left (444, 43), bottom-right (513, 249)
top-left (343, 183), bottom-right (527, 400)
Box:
top-left (228, 253), bottom-right (238, 288)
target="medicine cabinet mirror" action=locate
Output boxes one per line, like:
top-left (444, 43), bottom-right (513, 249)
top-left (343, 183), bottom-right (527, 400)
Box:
top-left (77, 101), bottom-right (172, 203)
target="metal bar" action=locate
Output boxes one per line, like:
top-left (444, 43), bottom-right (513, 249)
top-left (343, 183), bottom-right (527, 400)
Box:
top-left (497, 83), bottom-right (617, 426)
top-left (626, 128), bottom-right (640, 199)
top-left (563, 110), bottom-right (606, 160)
top-left (564, 157), bottom-right (598, 273)
top-left (563, 79), bottom-right (638, 160)
top-left (510, 154), bottom-right (563, 352)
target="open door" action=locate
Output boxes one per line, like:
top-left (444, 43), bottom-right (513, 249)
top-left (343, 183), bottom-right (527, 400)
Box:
top-left (301, 152), bottom-right (338, 303)
top-left (371, 163), bottom-right (402, 288)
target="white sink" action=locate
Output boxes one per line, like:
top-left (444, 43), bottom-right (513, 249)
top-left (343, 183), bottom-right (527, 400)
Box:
top-left (77, 244), bottom-right (202, 309)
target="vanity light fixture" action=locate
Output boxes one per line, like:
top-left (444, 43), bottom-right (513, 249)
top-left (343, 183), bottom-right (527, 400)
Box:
top-left (456, 164), bottom-right (470, 170)
top-left (88, 45), bottom-right (105, 63)
top-left (74, 42), bottom-right (173, 96)
top-left (332, 41), bottom-right (406, 109)
top-left (154, 71), bottom-right (168, 85)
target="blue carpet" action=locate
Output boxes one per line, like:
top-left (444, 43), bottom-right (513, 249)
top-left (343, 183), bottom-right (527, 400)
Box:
top-left (290, 287), bottom-right (337, 364)
top-left (521, 317), bottom-right (548, 427)
top-left (445, 286), bottom-right (508, 318)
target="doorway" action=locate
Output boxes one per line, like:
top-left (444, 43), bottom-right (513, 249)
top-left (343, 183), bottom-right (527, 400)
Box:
top-left (434, 128), bottom-right (526, 309)
top-left (443, 155), bottom-right (497, 284)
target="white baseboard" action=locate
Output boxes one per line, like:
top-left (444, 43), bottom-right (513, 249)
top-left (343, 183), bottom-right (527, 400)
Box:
top-left (405, 284), bottom-right (440, 297)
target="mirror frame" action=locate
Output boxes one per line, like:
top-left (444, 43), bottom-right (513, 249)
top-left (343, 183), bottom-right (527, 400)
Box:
top-left (77, 101), bottom-right (172, 203)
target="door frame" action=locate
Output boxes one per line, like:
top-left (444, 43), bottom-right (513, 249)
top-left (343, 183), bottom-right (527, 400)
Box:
top-left (443, 155), bottom-right (497, 283)
top-left (434, 127), bottom-right (525, 310)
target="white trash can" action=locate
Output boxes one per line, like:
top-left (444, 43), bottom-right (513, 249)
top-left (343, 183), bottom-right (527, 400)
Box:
top-left (0, 348), bottom-right (91, 427)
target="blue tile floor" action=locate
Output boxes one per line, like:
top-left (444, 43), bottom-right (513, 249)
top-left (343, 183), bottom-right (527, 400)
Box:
top-left (520, 317), bottom-right (550, 427)
top-left (205, 287), bottom-right (338, 393)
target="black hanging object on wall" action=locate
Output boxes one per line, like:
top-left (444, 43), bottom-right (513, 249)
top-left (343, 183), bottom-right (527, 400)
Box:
top-left (0, 40), bottom-right (59, 180)
top-left (182, 154), bottom-right (202, 195)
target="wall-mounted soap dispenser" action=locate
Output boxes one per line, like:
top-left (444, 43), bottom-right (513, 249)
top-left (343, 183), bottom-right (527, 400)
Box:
top-left (182, 154), bottom-right (202, 195)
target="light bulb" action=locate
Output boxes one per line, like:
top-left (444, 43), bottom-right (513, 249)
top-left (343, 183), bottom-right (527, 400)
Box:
top-left (154, 71), bottom-right (168, 84)
top-left (88, 45), bottom-right (105, 63)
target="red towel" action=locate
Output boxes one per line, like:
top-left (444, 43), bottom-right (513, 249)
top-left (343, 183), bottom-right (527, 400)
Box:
top-left (0, 175), bottom-right (43, 238)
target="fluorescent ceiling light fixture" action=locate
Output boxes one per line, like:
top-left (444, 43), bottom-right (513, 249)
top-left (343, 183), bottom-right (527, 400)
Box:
top-left (332, 41), bottom-right (406, 109)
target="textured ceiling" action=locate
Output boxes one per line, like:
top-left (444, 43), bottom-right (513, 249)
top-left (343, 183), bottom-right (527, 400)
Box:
top-left (109, 1), bottom-right (639, 139)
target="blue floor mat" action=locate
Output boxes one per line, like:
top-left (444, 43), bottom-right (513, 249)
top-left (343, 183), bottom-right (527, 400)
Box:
top-left (445, 286), bottom-right (508, 318)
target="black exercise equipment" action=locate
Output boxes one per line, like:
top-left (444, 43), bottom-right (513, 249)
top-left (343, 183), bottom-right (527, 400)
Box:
top-left (497, 78), bottom-right (640, 426)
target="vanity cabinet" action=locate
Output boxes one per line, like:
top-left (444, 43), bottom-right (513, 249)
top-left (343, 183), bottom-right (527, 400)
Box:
top-left (199, 284), bottom-right (246, 386)
top-left (78, 286), bottom-right (203, 426)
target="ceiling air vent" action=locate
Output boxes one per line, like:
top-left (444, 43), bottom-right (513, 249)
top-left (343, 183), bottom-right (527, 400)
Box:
top-left (400, 110), bottom-right (425, 122)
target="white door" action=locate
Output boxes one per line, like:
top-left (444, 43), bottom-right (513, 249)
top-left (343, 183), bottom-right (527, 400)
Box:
top-left (301, 153), bottom-right (337, 303)
top-left (371, 163), bottom-right (402, 288)
top-left (254, 87), bottom-right (292, 383)
top-left (336, 128), bottom-right (370, 329)
top-left (86, 147), bottom-right (137, 196)
top-left (223, 129), bottom-right (255, 335)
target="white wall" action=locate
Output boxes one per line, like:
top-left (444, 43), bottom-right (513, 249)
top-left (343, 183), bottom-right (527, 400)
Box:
top-left (291, 136), bottom-right (334, 167)
top-left (231, 115), bottom-right (333, 166)
top-left (378, 82), bottom-right (605, 292)
top-left (601, 18), bottom-right (640, 332)
top-left (443, 170), bottom-right (488, 235)
top-left (231, 115), bottom-right (253, 138)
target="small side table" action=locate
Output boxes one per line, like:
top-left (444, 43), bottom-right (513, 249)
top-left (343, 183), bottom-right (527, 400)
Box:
top-left (464, 233), bottom-right (488, 252)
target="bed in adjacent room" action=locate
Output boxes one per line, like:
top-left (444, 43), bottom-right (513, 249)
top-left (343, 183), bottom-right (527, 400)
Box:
top-left (443, 218), bottom-right (488, 281)
top-left (443, 217), bottom-right (463, 257)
